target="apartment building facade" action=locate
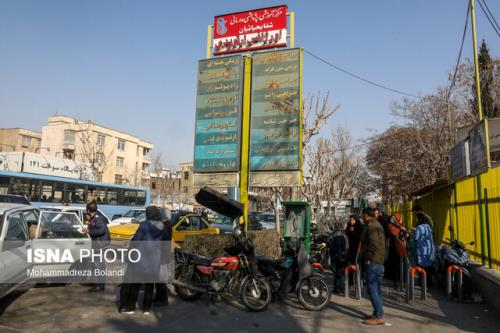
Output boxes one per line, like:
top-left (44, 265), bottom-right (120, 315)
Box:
top-left (0, 128), bottom-right (42, 153)
top-left (41, 115), bottom-right (153, 185)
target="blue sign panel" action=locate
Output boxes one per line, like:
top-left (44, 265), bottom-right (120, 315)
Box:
top-left (250, 49), bottom-right (302, 171)
top-left (194, 56), bottom-right (244, 173)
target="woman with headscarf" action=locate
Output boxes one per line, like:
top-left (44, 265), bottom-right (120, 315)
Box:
top-left (345, 215), bottom-right (363, 265)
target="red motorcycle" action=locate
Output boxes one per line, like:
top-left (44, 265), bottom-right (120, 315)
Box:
top-left (174, 227), bottom-right (272, 312)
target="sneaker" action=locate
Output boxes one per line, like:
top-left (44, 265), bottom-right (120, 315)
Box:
top-left (364, 314), bottom-right (376, 320)
top-left (122, 310), bottom-right (135, 315)
top-left (363, 318), bottom-right (384, 325)
top-left (143, 311), bottom-right (150, 315)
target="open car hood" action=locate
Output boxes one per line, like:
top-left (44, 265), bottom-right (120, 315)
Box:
top-left (195, 186), bottom-right (243, 219)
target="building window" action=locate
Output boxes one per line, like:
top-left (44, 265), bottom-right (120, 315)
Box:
top-left (63, 130), bottom-right (75, 145)
top-left (143, 148), bottom-right (150, 157)
top-left (21, 135), bottom-right (31, 148)
top-left (117, 139), bottom-right (125, 151)
top-left (63, 149), bottom-right (75, 160)
top-left (116, 157), bottom-right (124, 168)
top-left (115, 174), bottom-right (123, 185)
top-left (183, 186), bottom-right (188, 194)
top-left (184, 171), bottom-right (189, 180)
top-left (96, 172), bottom-right (103, 182)
top-left (97, 133), bottom-right (106, 146)
top-left (96, 152), bottom-right (104, 164)
top-left (142, 163), bottom-right (149, 172)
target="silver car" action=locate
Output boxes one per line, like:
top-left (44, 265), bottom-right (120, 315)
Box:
top-left (0, 203), bottom-right (90, 299)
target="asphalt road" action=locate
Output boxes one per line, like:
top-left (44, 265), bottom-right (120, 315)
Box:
top-left (0, 282), bottom-right (498, 333)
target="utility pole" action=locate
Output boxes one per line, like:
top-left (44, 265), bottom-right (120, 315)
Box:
top-left (470, 0), bottom-right (483, 120)
top-left (470, 0), bottom-right (487, 265)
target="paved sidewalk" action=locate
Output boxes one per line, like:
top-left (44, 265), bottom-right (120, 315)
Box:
top-left (0, 283), bottom-right (498, 333)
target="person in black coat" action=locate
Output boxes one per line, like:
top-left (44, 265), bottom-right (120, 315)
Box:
top-left (345, 215), bottom-right (363, 264)
top-left (82, 201), bottom-right (110, 292)
top-left (120, 206), bottom-right (171, 314)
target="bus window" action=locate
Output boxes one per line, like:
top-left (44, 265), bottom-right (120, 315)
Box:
top-left (0, 176), bottom-right (10, 194)
top-left (93, 188), bottom-right (106, 204)
top-left (107, 188), bottom-right (119, 205)
top-left (67, 185), bottom-right (85, 204)
top-left (52, 182), bottom-right (64, 203)
top-left (40, 182), bottom-right (53, 202)
top-left (11, 178), bottom-right (30, 198)
top-left (123, 190), bottom-right (137, 206)
top-left (137, 191), bottom-right (146, 205)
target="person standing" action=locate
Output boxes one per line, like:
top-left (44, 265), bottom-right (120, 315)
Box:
top-left (410, 207), bottom-right (435, 287)
top-left (360, 208), bottom-right (386, 325)
top-left (412, 205), bottom-right (434, 229)
top-left (345, 215), bottom-right (363, 265)
top-left (82, 201), bottom-right (110, 292)
top-left (329, 222), bottom-right (349, 293)
top-left (120, 206), bottom-right (169, 315)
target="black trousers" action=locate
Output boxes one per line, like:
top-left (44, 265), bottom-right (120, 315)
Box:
top-left (120, 283), bottom-right (155, 312)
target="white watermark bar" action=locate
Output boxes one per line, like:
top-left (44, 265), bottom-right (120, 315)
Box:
top-left (1, 240), bottom-right (173, 284)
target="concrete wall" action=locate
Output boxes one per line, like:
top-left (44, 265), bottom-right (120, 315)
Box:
top-left (0, 128), bottom-right (41, 153)
top-left (470, 262), bottom-right (500, 314)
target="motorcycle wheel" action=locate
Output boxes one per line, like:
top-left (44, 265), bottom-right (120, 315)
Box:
top-left (297, 275), bottom-right (331, 311)
top-left (174, 266), bottom-right (203, 301)
top-left (240, 275), bottom-right (272, 312)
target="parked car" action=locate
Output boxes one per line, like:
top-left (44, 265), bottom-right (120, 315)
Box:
top-left (258, 212), bottom-right (277, 230)
top-left (111, 208), bottom-right (145, 222)
top-left (0, 203), bottom-right (90, 300)
top-left (108, 210), bottom-right (220, 242)
top-left (0, 194), bottom-right (30, 205)
top-left (39, 206), bottom-right (111, 225)
top-left (210, 214), bottom-right (235, 234)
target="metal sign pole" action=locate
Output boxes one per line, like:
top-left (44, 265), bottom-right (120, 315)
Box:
top-left (240, 56), bottom-right (252, 231)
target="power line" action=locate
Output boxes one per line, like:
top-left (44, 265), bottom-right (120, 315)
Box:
top-left (303, 49), bottom-right (420, 99)
top-left (480, 0), bottom-right (500, 32)
top-left (447, 1), bottom-right (471, 101)
top-left (477, 0), bottom-right (500, 38)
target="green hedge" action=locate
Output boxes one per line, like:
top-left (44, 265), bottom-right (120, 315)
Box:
top-left (182, 230), bottom-right (281, 259)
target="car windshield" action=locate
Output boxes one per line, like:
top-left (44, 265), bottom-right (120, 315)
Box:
top-left (38, 211), bottom-right (87, 239)
top-left (213, 215), bottom-right (232, 225)
top-left (124, 210), bottom-right (139, 218)
top-left (261, 214), bottom-right (276, 223)
top-left (132, 212), bottom-right (146, 223)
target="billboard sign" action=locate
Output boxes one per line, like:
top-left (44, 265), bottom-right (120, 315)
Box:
top-left (23, 153), bottom-right (94, 180)
top-left (450, 139), bottom-right (470, 181)
top-left (469, 119), bottom-right (490, 176)
top-left (213, 5), bottom-right (288, 56)
top-left (249, 48), bottom-right (302, 173)
top-left (193, 56), bottom-right (244, 173)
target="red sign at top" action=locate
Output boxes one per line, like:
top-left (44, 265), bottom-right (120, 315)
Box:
top-left (213, 5), bottom-right (288, 56)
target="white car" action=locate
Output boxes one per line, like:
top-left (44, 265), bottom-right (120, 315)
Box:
top-left (40, 206), bottom-right (110, 226)
top-left (110, 208), bottom-right (145, 226)
top-left (0, 203), bottom-right (90, 300)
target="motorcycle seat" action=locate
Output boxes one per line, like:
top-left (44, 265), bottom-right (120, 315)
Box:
top-left (256, 256), bottom-right (288, 268)
top-left (191, 254), bottom-right (212, 266)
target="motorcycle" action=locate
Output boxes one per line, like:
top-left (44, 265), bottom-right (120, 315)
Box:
top-left (434, 227), bottom-right (474, 299)
top-left (174, 227), bottom-right (272, 312)
top-left (256, 239), bottom-right (331, 311)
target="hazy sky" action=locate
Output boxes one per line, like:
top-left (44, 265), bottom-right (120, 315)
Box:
top-left (1, 0), bottom-right (499, 166)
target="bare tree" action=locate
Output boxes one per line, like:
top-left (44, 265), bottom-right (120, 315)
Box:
top-left (77, 122), bottom-right (114, 181)
top-left (251, 93), bottom-right (339, 234)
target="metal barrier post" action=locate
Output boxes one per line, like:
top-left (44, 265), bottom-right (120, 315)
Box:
top-left (344, 264), bottom-right (360, 299)
top-left (446, 265), bottom-right (463, 301)
top-left (407, 267), bottom-right (427, 301)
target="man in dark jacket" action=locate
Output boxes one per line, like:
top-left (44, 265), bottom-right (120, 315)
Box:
top-left (360, 208), bottom-right (386, 325)
top-left (120, 206), bottom-right (170, 315)
top-left (82, 201), bottom-right (110, 292)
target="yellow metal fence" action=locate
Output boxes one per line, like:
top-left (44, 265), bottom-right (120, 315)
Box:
top-left (390, 166), bottom-right (500, 270)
